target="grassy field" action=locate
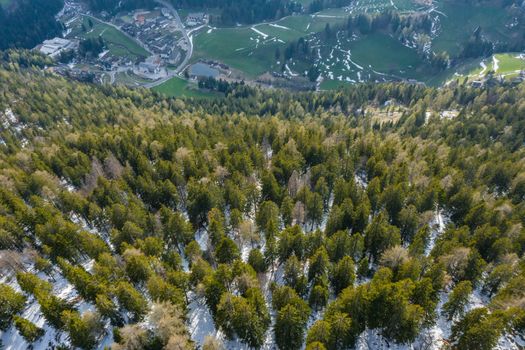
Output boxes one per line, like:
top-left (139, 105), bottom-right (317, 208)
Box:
top-left (193, 0), bottom-right (516, 85)
top-left (115, 71), bottom-right (152, 86)
top-left (68, 16), bottom-right (149, 61)
top-left (314, 31), bottom-right (429, 86)
top-left (496, 53), bottom-right (525, 73)
top-left (428, 53), bottom-right (525, 86)
top-left (193, 1), bottom-right (431, 80)
top-left (319, 79), bottom-right (352, 90)
top-left (431, 0), bottom-right (509, 56)
top-left (424, 58), bottom-right (481, 86)
top-left (193, 27), bottom-right (282, 77)
top-left (351, 33), bottom-right (422, 75)
top-left (153, 77), bottom-right (217, 98)
top-left (281, 13), bottom-right (348, 33)
top-left (193, 13), bottom-right (350, 77)
top-left (316, 0), bottom-right (420, 17)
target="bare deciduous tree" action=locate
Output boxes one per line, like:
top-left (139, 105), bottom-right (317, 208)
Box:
top-left (292, 201), bottom-right (306, 226)
top-left (104, 153), bottom-right (124, 179)
top-left (82, 157), bottom-right (104, 195)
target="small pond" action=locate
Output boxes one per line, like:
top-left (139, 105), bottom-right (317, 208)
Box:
top-left (190, 63), bottom-right (219, 78)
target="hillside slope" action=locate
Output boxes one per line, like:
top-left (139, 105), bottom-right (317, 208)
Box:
top-left (0, 62), bottom-right (524, 349)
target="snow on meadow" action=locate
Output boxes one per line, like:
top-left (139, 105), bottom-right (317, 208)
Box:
top-left (251, 27), bottom-right (269, 39)
top-left (493, 55), bottom-right (500, 72)
top-left (269, 24), bottom-right (290, 30)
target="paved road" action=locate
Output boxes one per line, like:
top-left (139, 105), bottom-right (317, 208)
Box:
top-left (154, 0), bottom-right (192, 74)
top-left (80, 2), bottom-right (194, 89)
top-left (81, 13), bottom-right (153, 55)
top-left (144, 26), bottom-right (206, 88)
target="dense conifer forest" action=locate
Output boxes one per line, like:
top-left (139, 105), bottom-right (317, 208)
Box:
top-left (85, 0), bottom-right (305, 25)
top-left (0, 51), bottom-right (524, 349)
top-left (0, 0), bottom-right (64, 50)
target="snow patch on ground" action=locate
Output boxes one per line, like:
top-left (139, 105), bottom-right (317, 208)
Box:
top-left (425, 210), bottom-right (447, 256)
top-left (269, 23), bottom-right (290, 30)
top-left (1, 108), bottom-right (28, 140)
top-left (497, 333), bottom-right (525, 350)
top-left (0, 260), bottom-right (112, 350)
top-left (314, 15), bottom-right (345, 19)
top-left (493, 55), bottom-right (500, 72)
top-left (98, 50), bottom-right (109, 59)
top-left (187, 290), bottom-right (276, 350)
top-left (479, 61), bottom-right (487, 76)
top-left (465, 287), bottom-right (488, 312)
top-left (187, 292), bottom-right (217, 345)
top-left (423, 291), bottom-right (452, 350)
top-left (59, 177), bottom-right (76, 192)
top-left (240, 242), bottom-right (252, 262)
top-left (195, 228), bottom-right (209, 252)
top-left (354, 171), bottom-right (368, 188)
top-left (285, 64), bottom-right (299, 77)
top-left (348, 55), bottom-right (364, 70)
top-left (390, 0), bottom-right (398, 10)
top-left (251, 27), bottom-right (269, 39)
top-left (356, 328), bottom-right (410, 350)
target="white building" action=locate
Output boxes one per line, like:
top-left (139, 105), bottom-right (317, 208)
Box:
top-left (39, 38), bottom-right (77, 58)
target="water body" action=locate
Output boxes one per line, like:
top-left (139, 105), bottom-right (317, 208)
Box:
top-left (190, 62), bottom-right (219, 78)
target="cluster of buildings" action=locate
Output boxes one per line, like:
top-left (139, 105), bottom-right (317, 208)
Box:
top-left (471, 70), bottom-right (525, 88)
top-left (186, 12), bottom-right (207, 27)
top-left (38, 38), bottom-right (78, 58)
top-left (36, 1), bottom-right (213, 85)
top-left (138, 55), bottom-right (162, 74)
top-left (120, 9), bottom-right (184, 66)
top-left (51, 65), bottom-right (101, 84)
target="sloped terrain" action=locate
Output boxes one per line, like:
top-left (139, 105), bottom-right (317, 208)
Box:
top-left (0, 61), bottom-right (524, 349)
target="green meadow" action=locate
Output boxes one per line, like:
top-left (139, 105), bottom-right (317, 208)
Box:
top-left (68, 16), bottom-right (149, 61)
top-left (153, 76), bottom-right (217, 98)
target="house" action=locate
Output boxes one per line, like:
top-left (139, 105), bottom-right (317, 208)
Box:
top-left (138, 55), bottom-right (162, 74)
top-left (186, 12), bottom-right (207, 26)
top-left (161, 8), bottom-right (173, 19)
top-left (471, 80), bottom-right (485, 88)
top-left (440, 110), bottom-right (459, 120)
top-left (135, 14), bottom-right (146, 25)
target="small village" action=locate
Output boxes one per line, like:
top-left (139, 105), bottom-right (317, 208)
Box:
top-left (33, 0), bottom-right (525, 93)
top-left (35, 0), bottom-right (212, 87)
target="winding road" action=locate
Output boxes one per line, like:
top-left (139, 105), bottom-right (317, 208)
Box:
top-left (67, 0), bottom-right (199, 88)
top-left (81, 13), bottom-right (153, 55)
top-left (156, 0), bottom-right (193, 72)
